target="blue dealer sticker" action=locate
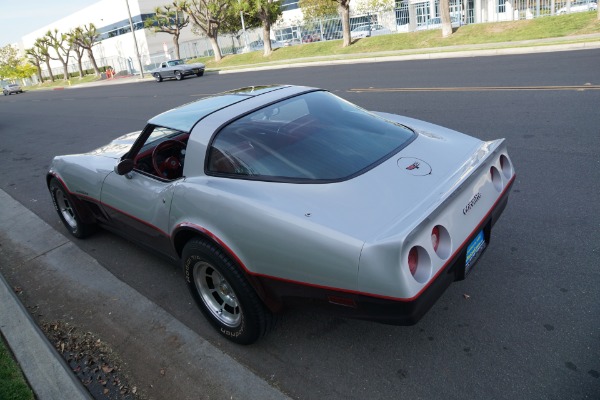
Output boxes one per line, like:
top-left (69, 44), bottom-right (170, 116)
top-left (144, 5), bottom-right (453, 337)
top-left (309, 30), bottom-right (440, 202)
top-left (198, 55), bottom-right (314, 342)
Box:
top-left (465, 230), bottom-right (486, 274)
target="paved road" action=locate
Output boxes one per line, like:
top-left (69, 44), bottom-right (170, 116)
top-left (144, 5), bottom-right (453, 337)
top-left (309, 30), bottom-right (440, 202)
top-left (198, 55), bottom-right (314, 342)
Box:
top-left (1, 49), bottom-right (599, 399)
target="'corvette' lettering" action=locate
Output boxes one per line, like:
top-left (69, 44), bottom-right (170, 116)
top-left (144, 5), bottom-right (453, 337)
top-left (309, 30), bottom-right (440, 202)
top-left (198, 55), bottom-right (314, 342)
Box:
top-left (463, 192), bottom-right (482, 215)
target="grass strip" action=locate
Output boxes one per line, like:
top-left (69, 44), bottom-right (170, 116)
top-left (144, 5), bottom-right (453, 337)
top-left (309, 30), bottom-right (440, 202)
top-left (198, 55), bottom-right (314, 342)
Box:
top-left (0, 334), bottom-right (35, 400)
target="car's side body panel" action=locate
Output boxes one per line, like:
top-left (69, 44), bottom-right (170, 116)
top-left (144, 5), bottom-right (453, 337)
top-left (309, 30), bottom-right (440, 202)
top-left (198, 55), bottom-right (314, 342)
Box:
top-left (169, 177), bottom-right (365, 291)
top-left (100, 171), bottom-right (179, 256)
top-left (49, 155), bottom-right (114, 201)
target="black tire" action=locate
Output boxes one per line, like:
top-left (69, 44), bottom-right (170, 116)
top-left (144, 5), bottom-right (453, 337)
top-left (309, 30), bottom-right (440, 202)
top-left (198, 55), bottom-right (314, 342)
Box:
top-left (154, 73), bottom-right (163, 82)
top-left (175, 70), bottom-right (184, 81)
top-left (49, 178), bottom-right (95, 238)
top-left (182, 238), bottom-right (275, 344)
top-left (195, 71), bottom-right (204, 77)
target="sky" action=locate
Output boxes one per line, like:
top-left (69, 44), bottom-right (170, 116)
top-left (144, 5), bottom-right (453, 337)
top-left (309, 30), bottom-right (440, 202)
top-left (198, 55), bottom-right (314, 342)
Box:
top-left (0, 0), bottom-right (99, 47)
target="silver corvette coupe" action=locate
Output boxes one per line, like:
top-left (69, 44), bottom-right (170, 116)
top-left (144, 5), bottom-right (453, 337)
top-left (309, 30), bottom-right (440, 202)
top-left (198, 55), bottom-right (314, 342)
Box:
top-left (47, 85), bottom-right (515, 344)
top-left (150, 59), bottom-right (205, 82)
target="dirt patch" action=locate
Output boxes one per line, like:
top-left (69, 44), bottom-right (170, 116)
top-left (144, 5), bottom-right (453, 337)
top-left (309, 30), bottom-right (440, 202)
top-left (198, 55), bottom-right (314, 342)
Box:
top-left (41, 321), bottom-right (142, 400)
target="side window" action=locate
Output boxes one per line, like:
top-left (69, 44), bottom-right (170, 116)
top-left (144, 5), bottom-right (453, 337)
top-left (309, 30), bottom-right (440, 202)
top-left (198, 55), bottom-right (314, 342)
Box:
top-left (161, 63), bottom-right (167, 68)
top-left (134, 126), bottom-right (189, 180)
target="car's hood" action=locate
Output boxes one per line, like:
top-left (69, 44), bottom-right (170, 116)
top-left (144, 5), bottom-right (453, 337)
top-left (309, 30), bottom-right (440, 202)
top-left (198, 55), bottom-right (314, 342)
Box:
top-left (86, 131), bottom-right (141, 159)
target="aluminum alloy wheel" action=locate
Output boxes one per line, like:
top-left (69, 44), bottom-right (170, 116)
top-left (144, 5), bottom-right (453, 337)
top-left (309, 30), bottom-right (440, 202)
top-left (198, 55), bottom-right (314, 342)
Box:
top-left (193, 261), bottom-right (241, 327)
top-left (55, 189), bottom-right (77, 229)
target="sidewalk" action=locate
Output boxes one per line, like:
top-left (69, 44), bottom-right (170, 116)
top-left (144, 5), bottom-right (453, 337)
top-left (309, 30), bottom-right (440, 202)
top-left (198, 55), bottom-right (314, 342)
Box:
top-left (0, 188), bottom-right (290, 400)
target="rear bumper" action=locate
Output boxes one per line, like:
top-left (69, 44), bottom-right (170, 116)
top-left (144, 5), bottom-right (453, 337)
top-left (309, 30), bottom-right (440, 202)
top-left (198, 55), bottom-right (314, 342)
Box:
top-left (257, 176), bottom-right (515, 324)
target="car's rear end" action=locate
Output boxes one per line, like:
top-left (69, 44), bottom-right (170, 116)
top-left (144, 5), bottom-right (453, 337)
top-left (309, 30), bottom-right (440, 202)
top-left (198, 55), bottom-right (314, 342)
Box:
top-left (350, 118), bottom-right (515, 323)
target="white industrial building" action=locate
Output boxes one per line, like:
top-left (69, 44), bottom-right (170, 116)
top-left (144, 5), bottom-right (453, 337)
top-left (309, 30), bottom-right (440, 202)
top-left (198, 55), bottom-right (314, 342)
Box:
top-left (14, 0), bottom-right (570, 79)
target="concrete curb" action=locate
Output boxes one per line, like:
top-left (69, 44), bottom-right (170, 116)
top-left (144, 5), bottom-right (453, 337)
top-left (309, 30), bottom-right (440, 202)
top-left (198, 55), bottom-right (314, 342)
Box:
top-left (0, 188), bottom-right (291, 400)
top-left (213, 39), bottom-right (600, 74)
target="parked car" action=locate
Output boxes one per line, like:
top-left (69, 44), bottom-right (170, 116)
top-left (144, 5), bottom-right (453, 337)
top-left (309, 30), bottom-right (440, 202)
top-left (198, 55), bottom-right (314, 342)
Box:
top-left (557, 0), bottom-right (597, 13)
top-left (418, 16), bottom-right (463, 30)
top-left (301, 32), bottom-right (322, 43)
top-left (150, 59), bottom-right (205, 82)
top-left (323, 30), bottom-right (343, 40)
top-left (47, 85), bottom-right (515, 344)
top-left (3, 83), bottom-right (23, 95)
top-left (350, 24), bottom-right (392, 39)
top-left (243, 39), bottom-right (284, 53)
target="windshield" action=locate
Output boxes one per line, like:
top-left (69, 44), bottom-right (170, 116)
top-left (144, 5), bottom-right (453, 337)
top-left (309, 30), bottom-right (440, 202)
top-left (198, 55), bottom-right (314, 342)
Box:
top-left (207, 91), bottom-right (415, 182)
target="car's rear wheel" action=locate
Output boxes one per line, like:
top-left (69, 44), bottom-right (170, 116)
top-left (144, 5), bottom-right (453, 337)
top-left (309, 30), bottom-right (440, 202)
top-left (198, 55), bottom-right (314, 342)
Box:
top-left (175, 70), bottom-right (184, 80)
top-left (49, 178), bottom-right (95, 238)
top-left (154, 73), bottom-right (162, 82)
top-left (182, 238), bottom-right (275, 344)
top-left (195, 71), bottom-right (204, 77)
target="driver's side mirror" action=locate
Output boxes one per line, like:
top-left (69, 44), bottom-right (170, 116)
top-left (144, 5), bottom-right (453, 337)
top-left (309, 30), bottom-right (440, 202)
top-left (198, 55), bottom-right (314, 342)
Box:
top-left (114, 159), bottom-right (134, 175)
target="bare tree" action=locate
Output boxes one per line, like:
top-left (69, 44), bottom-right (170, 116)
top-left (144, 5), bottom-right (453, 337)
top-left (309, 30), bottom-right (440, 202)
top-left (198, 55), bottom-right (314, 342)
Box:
top-left (145, 1), bottom-right (190, 59)
top-left (182, 0), bottom-right (234, 62)
top-left (25, 47), bottom-right (45, 83)
top-left (68, 31), bottom-right (86, 78)
top-left (34, 38), bottom-right (55, 82)
top-left (44, 29), bottom-right (72, 81)
top-left (72, 24), bottom-right (102, 76)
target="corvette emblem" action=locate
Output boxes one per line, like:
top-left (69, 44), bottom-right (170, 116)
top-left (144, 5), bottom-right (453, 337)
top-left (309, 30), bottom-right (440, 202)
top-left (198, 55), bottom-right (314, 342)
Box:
top-left (398, 157), bottom-right (432, 176)
top-left (406, 162), bottom-right (420, 170)
top-left (463, 192), bottom-right (482, 215)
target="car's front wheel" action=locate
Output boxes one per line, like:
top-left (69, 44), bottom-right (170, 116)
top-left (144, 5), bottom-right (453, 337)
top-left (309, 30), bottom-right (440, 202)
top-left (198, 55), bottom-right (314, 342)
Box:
top-left (174, 70), bottom-right (184, 80)
top-left (154, 73), bottom-right (162, 82)
top-left (49, 178), bottom-right (95, 238)
top-left (182, 238), bottom-right (275, 344)
top-left (196, 71), bottom-right (204, 77)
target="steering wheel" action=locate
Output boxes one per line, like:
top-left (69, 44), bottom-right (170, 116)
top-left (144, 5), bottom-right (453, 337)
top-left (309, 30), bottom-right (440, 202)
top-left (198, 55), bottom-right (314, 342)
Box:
top-left (152, 139), bottom-right (186, 179)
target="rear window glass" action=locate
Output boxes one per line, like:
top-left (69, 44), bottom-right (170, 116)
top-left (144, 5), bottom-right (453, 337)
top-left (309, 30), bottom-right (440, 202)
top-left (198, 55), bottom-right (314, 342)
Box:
top-left (207, 91), bottom-right (415, 182)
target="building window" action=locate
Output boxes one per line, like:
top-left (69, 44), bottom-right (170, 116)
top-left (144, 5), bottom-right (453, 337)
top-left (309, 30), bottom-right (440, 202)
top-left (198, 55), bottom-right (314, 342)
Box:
top-left (498, 0), bottom-right (506, 12)
top-left (395, 0), bottom-right (409, 25)
top-left (281, 0), bottom-right (299, 11)
top-left (415, 2), bottom-right (430, 26)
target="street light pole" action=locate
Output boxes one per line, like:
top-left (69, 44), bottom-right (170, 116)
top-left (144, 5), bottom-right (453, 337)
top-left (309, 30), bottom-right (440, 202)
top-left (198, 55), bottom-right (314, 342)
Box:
top-left (238, 0), bottom-right (249, 48)
top-left (125, 0), bottom-right (144, 78)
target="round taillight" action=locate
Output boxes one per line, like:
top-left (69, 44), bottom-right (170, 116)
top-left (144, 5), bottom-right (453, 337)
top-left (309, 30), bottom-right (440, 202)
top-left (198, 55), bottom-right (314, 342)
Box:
top-left (431, 225), bottom-right (451, 260)
top-left (408, 247), bottom-right (419, 277)
top-left (500, 154), bottom-right (512, 180)
top-left (431, 226), bottom-right (440, 252)
top-left (490, 166), bottom-right (502, 192)
top-left (406, 246), bottom-right (432, 283)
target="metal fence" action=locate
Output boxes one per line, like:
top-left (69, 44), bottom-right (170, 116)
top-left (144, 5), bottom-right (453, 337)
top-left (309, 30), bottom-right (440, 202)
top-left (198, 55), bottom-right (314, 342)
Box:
top-left (38, 55), bottom-right (134, 82)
